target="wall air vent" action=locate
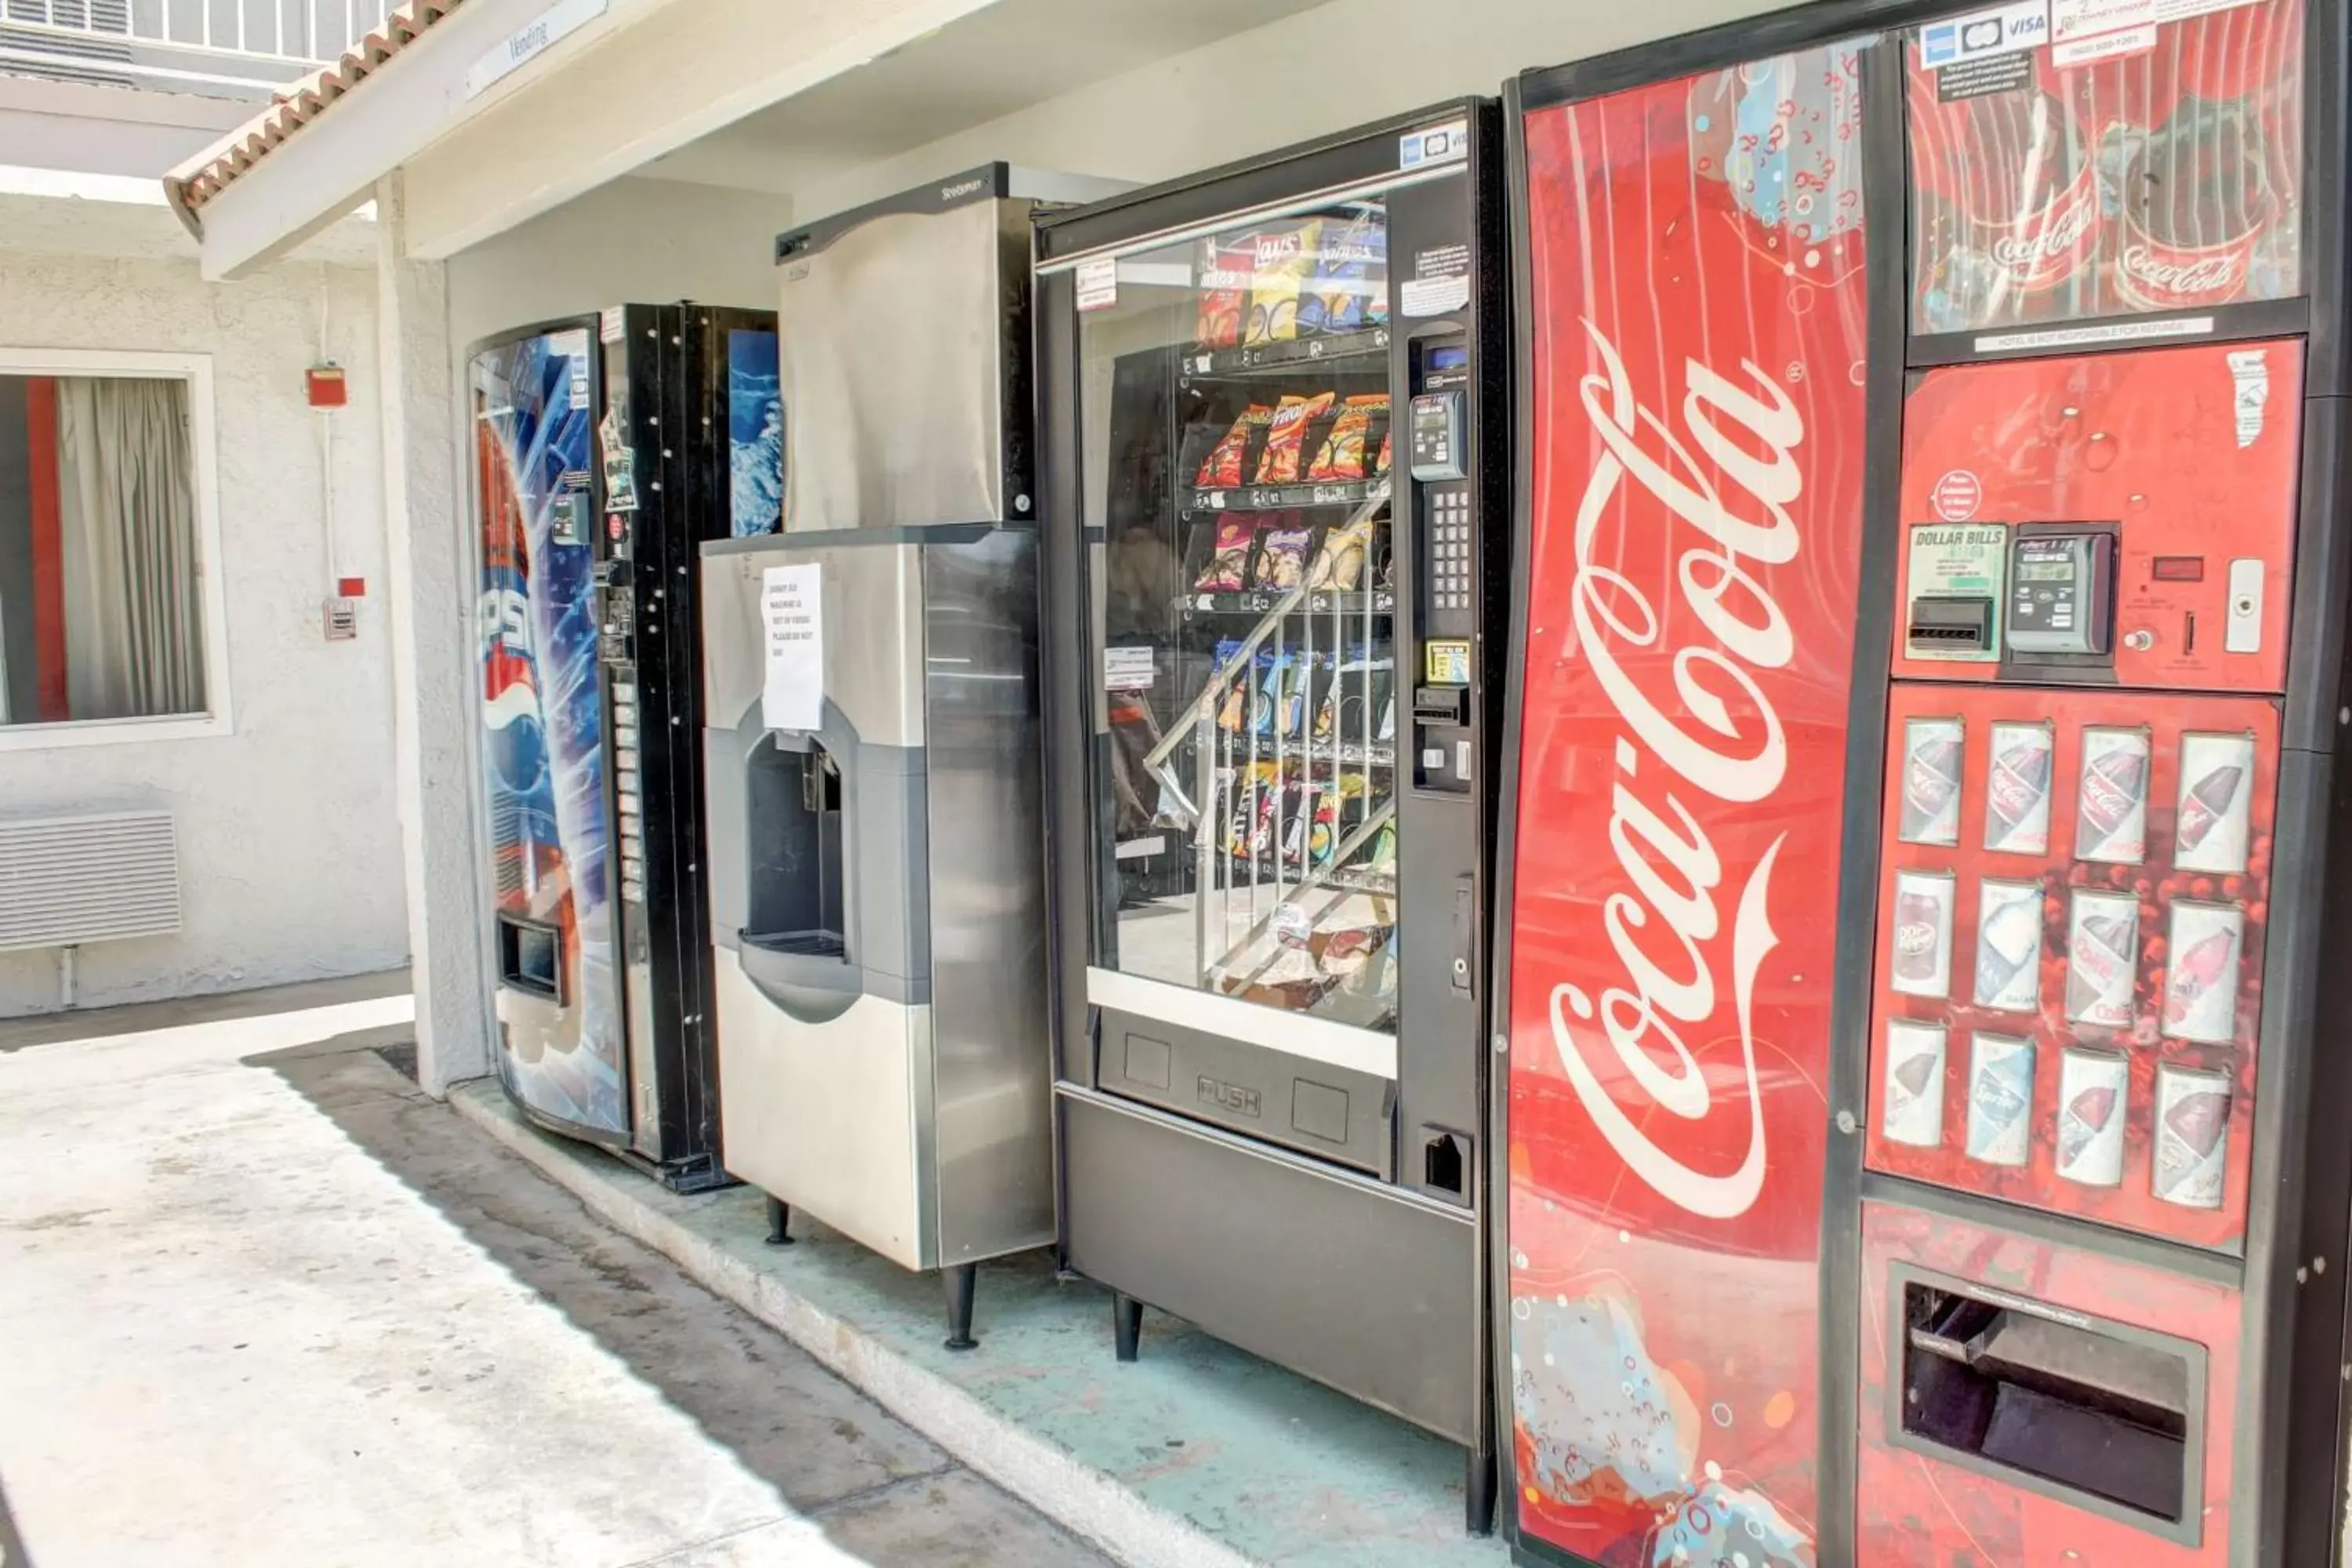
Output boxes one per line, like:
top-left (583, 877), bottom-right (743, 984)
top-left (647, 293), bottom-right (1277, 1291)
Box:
top-left (0, 810), bottom-right (181, 953)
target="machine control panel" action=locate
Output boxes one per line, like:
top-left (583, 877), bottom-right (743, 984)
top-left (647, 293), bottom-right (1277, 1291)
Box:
top-left (1409, 390), bottom-right (1465, 481)
top-left (2005, 528), bottom-right (2115, 660)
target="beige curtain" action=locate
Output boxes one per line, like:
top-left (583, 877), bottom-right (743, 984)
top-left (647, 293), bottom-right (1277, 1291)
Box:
top-left (55, 377), bottom-right (205, 721)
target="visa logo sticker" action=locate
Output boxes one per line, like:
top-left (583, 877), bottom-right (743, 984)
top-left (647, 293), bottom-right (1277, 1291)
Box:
top-left (1399, 119), bottom-right (1470, 172)
top-left (1924, 0), bottom-right (2049, 63)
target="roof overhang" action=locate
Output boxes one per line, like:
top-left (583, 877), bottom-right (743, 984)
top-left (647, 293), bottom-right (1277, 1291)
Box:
top-left (163, 0), bottom-right (1009, 279)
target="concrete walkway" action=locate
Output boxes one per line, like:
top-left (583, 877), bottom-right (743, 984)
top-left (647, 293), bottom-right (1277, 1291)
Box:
top-left (0, 982), bottom-right (1108, 1568)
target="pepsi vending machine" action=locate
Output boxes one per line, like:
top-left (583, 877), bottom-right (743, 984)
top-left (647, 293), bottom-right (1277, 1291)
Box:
top-left (1492, 1), bottom-right (2352, 1563)
top-left (471, 303), bottom-right (779, 1192)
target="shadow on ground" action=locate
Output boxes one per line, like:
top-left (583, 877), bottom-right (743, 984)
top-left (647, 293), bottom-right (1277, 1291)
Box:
top-left (243, 1033), bottom-right (1106, 1568)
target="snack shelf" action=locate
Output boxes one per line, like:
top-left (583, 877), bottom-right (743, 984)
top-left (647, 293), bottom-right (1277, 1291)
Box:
top-left (1181, 325), bottom-right (1391, 379)
top-left (1186, 477), bottom-right (1388, 512)
top-left (1182, 590), bottom-right (1396, 617)
top-left (1210, 736), bottom-right (1396, 766)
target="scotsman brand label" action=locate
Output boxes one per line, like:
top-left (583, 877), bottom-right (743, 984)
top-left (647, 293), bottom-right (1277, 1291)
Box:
top-left (1506, 46), bottom-right (1865, 1563)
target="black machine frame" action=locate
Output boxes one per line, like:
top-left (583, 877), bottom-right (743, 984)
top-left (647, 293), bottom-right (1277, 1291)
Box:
top-left (1033, 101), bottom-right (1513, 1530)
top-left (1484, 2), bottom-right (2352, 1563)
top-left (466, 303), bottom-right (772, 1196)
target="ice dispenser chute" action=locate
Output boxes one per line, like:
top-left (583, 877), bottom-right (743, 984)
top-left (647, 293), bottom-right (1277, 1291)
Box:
top-left (738, 729), bottom-right (852, 1020)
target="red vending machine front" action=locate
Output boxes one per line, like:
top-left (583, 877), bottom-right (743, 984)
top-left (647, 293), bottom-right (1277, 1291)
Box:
top-left (1498, 0), bottom-right (2352, 1562)
top-left (1860, 336), bottom-right (2299, 1560)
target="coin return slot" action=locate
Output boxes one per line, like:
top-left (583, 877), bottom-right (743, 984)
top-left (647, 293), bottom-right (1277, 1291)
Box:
top-left (497, 915), bottom-right (563, 1003)
top-left (1907, 597), bottom-right (1994, 652)
top-left (1900, 1282), bottom-right (2194, 1526)
top-left (1419, 1126), bottom-right (1470, 1203)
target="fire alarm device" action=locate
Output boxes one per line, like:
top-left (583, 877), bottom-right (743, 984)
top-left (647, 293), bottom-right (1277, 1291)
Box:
top-left (307, 364), bottom-right (347, 408)
top-left (323, 597), bottom-right (357, 641)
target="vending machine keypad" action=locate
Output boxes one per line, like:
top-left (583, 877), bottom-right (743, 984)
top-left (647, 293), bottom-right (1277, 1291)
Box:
top-left (2005, 529), bottom-right (2116, 660)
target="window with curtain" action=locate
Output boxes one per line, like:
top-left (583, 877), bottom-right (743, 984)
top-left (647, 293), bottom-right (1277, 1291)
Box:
top-left (0, 373), bottom-right (209, 729)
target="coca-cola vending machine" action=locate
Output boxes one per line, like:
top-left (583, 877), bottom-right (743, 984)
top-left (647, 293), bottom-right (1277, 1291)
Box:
top-left (1490, 0), bottom-right (2352, 1563)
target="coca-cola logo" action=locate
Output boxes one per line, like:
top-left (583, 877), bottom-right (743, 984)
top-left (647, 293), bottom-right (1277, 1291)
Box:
top-left (1987, 181), bottom-right (2096, 273)
top-left (2118, 243), bottom-right (2245, 300)
top-left (1546, 319), bottom-right (1802, 1221)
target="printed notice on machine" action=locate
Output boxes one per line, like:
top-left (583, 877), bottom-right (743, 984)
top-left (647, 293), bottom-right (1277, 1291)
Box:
top-left (760, 563), bottom-right (823, 733)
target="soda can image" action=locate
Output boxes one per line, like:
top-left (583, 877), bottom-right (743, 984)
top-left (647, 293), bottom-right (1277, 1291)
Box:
top-left (1965, 1033), bottom-right (2036, 1168)
top-left (2075, 727), bottom-right (2151, 864)
top-left (2173, 731), bottom-right (2256, 874)
top-left (1973, 878), bottom-right (2045, 1013)
top-left (2054, 1049), bottom-right (2129, 1188)
top-left (2064, 889), bottom-right (2140, 1027)
top-left (2154, 1064), bottom-right (2232, 1210)
top-left (2161, 900), bottom-right (2245, 1044)
top-left (1983, 721), bottom-right (2055, 855)
top-left (1899, 717), bottom-right (1965, 847)
top-left (1882, 1020), bottom-right (1948, 1149)
top-left (1889, 870), bottom-right (1956, 999)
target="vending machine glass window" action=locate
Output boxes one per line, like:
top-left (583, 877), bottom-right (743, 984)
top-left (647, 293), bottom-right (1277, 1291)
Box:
top-left (1079, 201), bottom-right (1402, 1034)
top-left (1907, 0), bottom-right (2306, 338)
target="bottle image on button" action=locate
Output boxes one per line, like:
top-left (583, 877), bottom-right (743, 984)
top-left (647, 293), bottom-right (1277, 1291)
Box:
top-left (1882, 1020), bottom-right (1948, 1149)
top-left (1965, 1033), bottom-right (2035, 1169)
top-left (2076, 727), bottom-right (2151, 864)
top-left (1889, 870), bottom-right (1956, 998)
top-left (2160, 900), bottom-right (2244, 1044)
top-left (1898, 717), bottom-right (1964, 847)
top-left (2174, 731), bottom-right (2256, 875)
top-left (1972, 878), bottom-right (2045, 1013)
top-left (2065, 889), bottom-right (2140, 1028)
top-left (1983, 720), bottom-right (2054, 855)
top-left (2154, 1065), bottom-right (2230, 1210)
top-left (2054, 1049), bottom-right (2127, 1188)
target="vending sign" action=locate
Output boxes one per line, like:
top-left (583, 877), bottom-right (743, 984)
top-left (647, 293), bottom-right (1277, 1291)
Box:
top-left (1504, 45), bottom-right (1869, 1565)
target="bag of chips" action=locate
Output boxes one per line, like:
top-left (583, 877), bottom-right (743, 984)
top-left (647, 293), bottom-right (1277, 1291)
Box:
top-left (1196, 405), bottom-right (1269, 489)
top-left (1211, 639), bottom-right (1246, 731)
top-left (1374, 429), bottom-right (1392, 476)
top-left (1297, 212), bottom-right (1387, 335)
top-left (1243, 221), bottom-right (1323, 344)
top-left (1195, 237), bottom-right (1254, 349)
top-left (1250, 650), bottom-right (1281, 737)
top-left (1254, 520), bottom-right (1313, 592)
top-left (1307, 514), bottom-right (1372, 591)
top-left (1196, 517), bottom-right (1256, 592)
top-left (1254, 391), bottom-right (1335, 486)
top-left (1308, 394), bottom-right (1389, 481)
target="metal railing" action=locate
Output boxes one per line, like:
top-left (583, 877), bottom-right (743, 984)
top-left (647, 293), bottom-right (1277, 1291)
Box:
top-left (0, 0), bottom-right (395, 99)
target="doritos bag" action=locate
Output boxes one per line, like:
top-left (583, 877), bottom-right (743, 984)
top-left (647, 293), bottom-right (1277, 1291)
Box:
top-left (1308, 394), bottom-right (1389, 481)
top-left (1243, 221), bottom-right (1323, 345)
top-left (1195, 237), bottom-right (1254, 350)
top-left (1196, 405), bottom-right (1269, 488)
top-left (1254, 392), bottom-right (1335, 486)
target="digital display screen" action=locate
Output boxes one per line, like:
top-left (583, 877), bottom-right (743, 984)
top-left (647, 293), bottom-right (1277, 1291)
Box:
top-left (2016, 561), bottom-right (2074, 583)
top-left (1428, 345), bottom-right (1469, 370)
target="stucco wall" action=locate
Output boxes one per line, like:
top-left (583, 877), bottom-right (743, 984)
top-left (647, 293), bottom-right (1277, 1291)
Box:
top-left (445, 175), bottom-right (791, 354)
top-left (0, 241), bottom-right (408, 1015)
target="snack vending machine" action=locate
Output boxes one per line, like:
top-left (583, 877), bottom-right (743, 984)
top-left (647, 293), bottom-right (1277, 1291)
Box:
top-left (1494, 1), bottom-right (2352, 1563)
top-left (1035, 104), bottom-right (1508, 1525)
top-left (472, 304), bottom-right (779, 1192)
top-left (702, 167), bottom-right (1120, 1346)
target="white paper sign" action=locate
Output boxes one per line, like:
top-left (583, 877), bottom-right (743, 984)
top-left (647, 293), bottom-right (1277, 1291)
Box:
top-left (2049, 0), bottom-right (2154, 43)
top-left (760, 564), bottom-right (823, 733)
top-left (1104, 646), bottom-right (1155, 690)
top-left (1076, 257), bottom-right (1119, 313)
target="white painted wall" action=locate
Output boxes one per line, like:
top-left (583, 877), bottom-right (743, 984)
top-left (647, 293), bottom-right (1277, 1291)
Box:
top-left (788, 0), bottom-right (1793, 219)
top-left (0, 212), bottom-right (408, 1015)
top-left (445, 175), bottom-right (791, 353)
